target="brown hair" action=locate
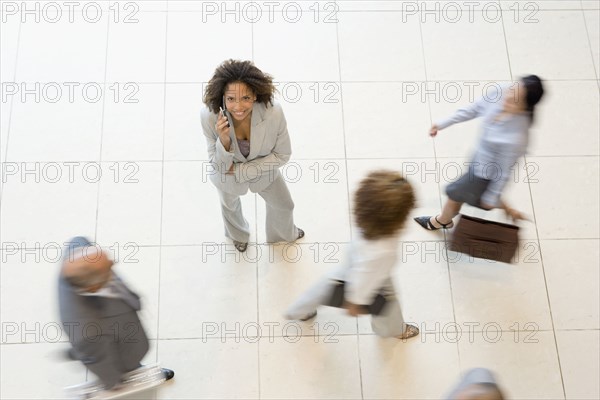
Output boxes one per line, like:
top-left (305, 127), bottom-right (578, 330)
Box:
top-left (203, 59), bottom-right (276, 113)
top-left (354, 170), bottom-right (415, 240)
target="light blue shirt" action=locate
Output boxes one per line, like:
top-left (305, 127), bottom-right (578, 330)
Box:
top-left (436, 86), bottom-right (531, 207)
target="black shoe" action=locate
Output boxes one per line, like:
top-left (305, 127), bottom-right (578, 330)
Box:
top-left (297, 228), bottom-right (305, 240)
top-left (65, 348), bottom-right (77, 361)
top-left (162, 368), bottom-right (175, 381)
top-left (299, 310), bottom-right (317, 321)
top-left (233, 240), bottom-right (248, 252)
top-left (414, 216), bottom-right (454, 231)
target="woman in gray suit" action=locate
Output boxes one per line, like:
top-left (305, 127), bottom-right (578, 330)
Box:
top-left (201, 60), bottom-right (304, 252)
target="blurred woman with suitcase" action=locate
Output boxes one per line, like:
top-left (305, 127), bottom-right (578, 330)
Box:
top-left (414, 75), bottom-right (545, 231)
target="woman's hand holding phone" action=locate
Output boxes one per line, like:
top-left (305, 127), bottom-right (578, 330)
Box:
top-left (216, 109), bottom-right (231, 150)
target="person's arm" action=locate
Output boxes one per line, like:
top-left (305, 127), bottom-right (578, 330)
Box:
top-left (497, 199), bottom-right (528, 221)
top-left (430, 95), bottom-right (492, 136)
top-left (437, 95), bottom-right (491, 129)
top-left (200, 107), bottom-right (234, 173)
top-left (481, 189), bottom-right (528, 221)
top-left (344, 244), bottom-right (395, 313)
top-left (234, 105), bottom-right (292, 183)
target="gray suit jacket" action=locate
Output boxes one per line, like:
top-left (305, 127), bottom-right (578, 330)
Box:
top-left (200, 101), bottom-right (292, 195)
top-left (58, 274), bottom-right (149, 389)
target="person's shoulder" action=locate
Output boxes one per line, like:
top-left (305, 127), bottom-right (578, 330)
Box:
top-left (270, 100), bottom-right (283, 111)
top-left (474, 84), bottom-right (505, 109)
top-left (263, 100), bottom-right (285, 121)
top-left (497, 83), bottom-right (515, 100)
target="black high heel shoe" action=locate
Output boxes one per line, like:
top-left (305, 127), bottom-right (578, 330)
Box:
top-left (414, 216), bottom-right (454, 231)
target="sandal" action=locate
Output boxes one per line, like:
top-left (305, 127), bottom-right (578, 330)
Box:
top-left (233, 240), bottom-right (248, 252)
top-left (396, 324), bottom-right (420, 340)
top-left (414, 216), bottom-right (454, 231)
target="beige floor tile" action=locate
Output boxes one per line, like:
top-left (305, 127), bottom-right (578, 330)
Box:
top-left (156, 338), bottom-right (259, 399)
top-left (259, 336), bottom-right (362, 399)
top-left (458, 331), bottom-right (564, 399)
top-left (541, 239), bottom-right (600, 329)
top-left (556, 330), bottom-right (600, 400)
top-left (359, 334), bottom-right (460, 399)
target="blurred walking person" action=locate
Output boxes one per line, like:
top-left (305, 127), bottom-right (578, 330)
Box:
top-left (414, 75), bottom-right (545, 230)
top-left (59, 237), bottom-right (174, 394)
top-left (285, 171), bottom-right (419, 340)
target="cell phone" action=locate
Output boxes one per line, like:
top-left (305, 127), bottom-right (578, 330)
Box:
top-left (220, 96), bottom-right (230, 127)
top-left (219, 107), bottom-right (230, 128)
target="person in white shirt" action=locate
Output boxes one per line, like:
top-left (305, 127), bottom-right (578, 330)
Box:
top-left (285, 170), bottom-right (420, 340)
top-left (414, 75), bottom-right (545, 230)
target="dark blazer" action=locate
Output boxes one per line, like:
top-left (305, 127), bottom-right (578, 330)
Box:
top-left (58, 273), bottom-right (149, 389)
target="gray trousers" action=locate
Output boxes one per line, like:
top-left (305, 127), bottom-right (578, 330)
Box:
top-left (285, 274), bottom-right (407, 337)
top-left (69, 314), bottom-right (149, 389)
top-left (218, 174), bottom-right (298, 243)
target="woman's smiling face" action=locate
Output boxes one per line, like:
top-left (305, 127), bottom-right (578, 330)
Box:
top-left (224, 81), bottom-right (256, 122)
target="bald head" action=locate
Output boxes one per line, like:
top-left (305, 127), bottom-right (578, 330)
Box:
top-left (62, 246), bottom-right (114, 292)
top-left (455, 383), bottom-right (504, 400)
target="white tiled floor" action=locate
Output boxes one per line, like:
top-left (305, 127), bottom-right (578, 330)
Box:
top-left (1, 1), bottom-right (599, 399)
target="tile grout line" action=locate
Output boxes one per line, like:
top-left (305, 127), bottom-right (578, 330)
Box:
top-left (507, 4), bottom-right (567, 397)
top-left (2, 237), bottom-right (599, 252)
top-left (251, 18), bottom-right (262, 400)
top-left (333, 3), bottom-right (363, 399)
top-left (9, 78), bottom-right (600, 84)
top-left (93, 12), bottom-right (111, 244)
top-left (0, 14), bottom-right (22, 381)
top-left (87, 11), bottom-right (111, 383)
top-left (3, 326), bottom-right (598, 346)
top-left (523, 158), bottom-right (567, 399)
top-left (333, 5), bottom-right (353, 246)
top-left (0, 17), bottom-right (22, 256)
top-left (0, 15), bottom-right (23, 177)
top-left (417, 8), bottom-right (462, 373)
top-left (255, 194), bottom-right (261, 400)
top-left (155, 3), bottom-right (170, 366)
top-left (501, 1), bottom-right (568, 398)
top-left (4, 154), bottom-right (600, 164)
top-left (498, 10), bottom-right (566, 394)
top-left (500, 8), bottom-right (514, 84)
top-left (1, 17), bottom-right (22, 167)
top-left (158, 8), bottom-right (598, 14)
top-left (252, 18), bottom-right (263, 399)
top-left (580, 0), bottom-right (600, 81)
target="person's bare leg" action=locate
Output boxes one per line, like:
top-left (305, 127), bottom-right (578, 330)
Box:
top-left (430, 199), bottom-right (463, 228)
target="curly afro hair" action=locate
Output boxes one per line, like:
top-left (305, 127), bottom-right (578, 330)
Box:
top-left (354, 170), bottom-right (416, 240)
top-left (203, 59), bottom-right (276, 113)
